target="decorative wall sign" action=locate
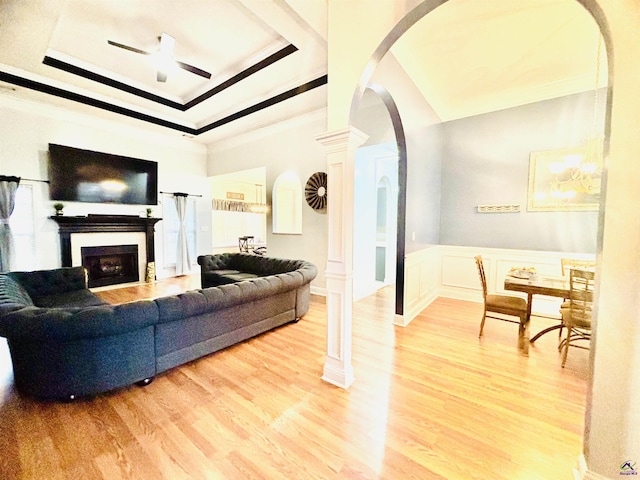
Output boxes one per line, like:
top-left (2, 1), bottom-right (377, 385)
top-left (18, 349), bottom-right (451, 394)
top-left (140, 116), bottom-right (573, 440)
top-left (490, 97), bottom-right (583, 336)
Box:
top-left (305, 172), bottom-right (327, 211)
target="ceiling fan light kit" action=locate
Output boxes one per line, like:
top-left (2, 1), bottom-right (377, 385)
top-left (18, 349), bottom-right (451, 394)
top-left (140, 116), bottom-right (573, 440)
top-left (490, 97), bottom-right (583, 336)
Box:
top-left (107, 32), bottom-right (211, 83)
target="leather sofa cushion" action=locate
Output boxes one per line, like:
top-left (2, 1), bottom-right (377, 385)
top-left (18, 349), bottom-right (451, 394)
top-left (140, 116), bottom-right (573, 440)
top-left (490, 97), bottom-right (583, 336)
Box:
top-left (34, 290), bottom-right (108, 308)
top-left (202, 269), bottom-right (257, 287)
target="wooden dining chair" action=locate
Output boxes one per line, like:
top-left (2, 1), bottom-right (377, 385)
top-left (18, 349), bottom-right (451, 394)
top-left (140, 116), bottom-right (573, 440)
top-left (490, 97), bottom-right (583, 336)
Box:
top-left (560, 258), bottom-right (596, 277)
top-left (559, 268), bottom-right (594, 367)
top-left (559, 258), bottom-right (596, 333)
top-left (474, 256), bottom-right (528, 344)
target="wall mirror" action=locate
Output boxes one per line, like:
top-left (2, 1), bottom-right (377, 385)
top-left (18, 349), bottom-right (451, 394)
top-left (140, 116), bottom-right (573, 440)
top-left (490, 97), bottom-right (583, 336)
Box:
top-left (272, 171), bottom-right (302, 234)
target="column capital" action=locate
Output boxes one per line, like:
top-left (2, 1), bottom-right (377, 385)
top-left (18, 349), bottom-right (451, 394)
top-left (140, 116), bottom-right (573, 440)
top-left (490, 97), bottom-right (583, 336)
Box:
top-left (315, 126), bottom-right (369, 152)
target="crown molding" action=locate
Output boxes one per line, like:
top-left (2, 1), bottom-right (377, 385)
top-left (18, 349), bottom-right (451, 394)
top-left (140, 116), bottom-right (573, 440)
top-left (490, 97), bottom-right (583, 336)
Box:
top-left (207, 106), bottom-right (326, 154)
top-left (0, 93), bottom-right (206, 155)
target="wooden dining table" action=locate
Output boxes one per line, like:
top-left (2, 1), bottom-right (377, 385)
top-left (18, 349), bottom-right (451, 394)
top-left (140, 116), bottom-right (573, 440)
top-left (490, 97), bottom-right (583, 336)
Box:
top-left (504, 274), bottom-right (570, 343)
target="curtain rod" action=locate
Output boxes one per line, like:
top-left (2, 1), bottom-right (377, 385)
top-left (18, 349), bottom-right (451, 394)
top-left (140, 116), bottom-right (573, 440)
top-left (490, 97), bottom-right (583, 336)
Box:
top-left (23, 178), bottom-right (50, 183)
top-left (0, 176), bottom-right (50, 183)
top-left (160, 191), bottom-right (202, 197)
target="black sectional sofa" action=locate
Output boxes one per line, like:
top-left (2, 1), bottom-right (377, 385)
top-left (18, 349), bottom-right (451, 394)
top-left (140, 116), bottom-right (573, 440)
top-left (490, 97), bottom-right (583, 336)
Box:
top-left (0, 254), bottom-right (317, 400)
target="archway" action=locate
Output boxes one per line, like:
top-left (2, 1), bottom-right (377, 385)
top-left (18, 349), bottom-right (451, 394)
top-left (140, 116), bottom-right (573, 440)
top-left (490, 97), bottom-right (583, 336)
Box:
top-left (340, 0), bottom-right (620, 471)
top-left (348, 0), bottom-right (610, 320)
top-left (352, 84), bottom-right (406, 308)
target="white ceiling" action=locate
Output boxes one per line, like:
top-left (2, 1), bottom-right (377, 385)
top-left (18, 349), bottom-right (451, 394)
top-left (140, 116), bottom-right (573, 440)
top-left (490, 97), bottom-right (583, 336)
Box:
top-left (0, 0), bottom-right (328, 145)
top-left (0, 0), bottom-right (605, 145)
top-left (391, 0), bottom-right (606, 122)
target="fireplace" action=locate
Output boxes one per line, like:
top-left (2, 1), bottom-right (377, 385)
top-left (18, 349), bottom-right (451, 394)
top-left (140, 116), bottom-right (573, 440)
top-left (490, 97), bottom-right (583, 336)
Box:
top-left (81, 244), bottom-right (139, 288)
top-left (50, 215), bottom-right (161, 285)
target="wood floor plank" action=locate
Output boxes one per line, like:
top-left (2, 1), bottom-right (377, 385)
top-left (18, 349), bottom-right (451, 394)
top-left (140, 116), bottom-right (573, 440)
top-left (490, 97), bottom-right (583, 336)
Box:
top-left (0, 276), bottom-right (587, 479)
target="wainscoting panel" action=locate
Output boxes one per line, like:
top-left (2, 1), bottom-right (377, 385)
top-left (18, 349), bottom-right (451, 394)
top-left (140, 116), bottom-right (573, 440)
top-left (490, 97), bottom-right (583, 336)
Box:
top-left (441, 254), bottom-right (479, 291)
top-left (395, 246), bottom-right (439, 326)
top-left (437, 245), bottom-right (595, 318)
top-left (397, 245), bottom-right (595, 325)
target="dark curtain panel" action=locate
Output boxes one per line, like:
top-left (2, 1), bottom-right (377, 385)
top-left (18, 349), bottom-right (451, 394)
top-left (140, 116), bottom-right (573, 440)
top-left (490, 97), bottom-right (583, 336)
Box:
top-left (0, 175), bottom-right (21, 272)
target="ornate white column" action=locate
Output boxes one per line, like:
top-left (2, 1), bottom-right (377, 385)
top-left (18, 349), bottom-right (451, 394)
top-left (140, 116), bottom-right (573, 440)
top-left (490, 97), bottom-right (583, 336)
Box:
top-left (316, 127), bottom-right (368, 389)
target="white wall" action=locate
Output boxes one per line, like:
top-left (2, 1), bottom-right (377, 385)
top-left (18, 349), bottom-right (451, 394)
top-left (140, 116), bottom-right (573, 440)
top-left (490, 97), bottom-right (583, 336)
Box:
top-left (369, 53), bottom-right (444, 248)
top-left (353, 143), bottom-right (398, 300)
top-left (0, 95), bottom-right (210, 278)
top-left (207, 110), bottom-right (328, 293)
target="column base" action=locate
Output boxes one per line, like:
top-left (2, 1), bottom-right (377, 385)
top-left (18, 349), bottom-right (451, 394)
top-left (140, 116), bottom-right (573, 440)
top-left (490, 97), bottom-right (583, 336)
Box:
top-left (322, 360), bottom-right (354, 389)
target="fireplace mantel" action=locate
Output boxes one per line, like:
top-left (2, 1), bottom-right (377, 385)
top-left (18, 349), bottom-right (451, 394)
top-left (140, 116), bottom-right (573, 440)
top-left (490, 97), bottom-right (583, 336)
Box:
top-left (50, 215), bottom-right (161, 270)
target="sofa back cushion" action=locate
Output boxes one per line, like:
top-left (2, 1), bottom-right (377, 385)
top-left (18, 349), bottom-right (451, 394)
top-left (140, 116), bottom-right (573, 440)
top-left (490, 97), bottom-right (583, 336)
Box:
top-left (197, 253), bottom-right (233, 271)
top-left (7, 266), bottom-right (88, 299)
top-left (227, 254), bottom-right (307, 276)
top-left (0, 300), bottom-right (159, 342)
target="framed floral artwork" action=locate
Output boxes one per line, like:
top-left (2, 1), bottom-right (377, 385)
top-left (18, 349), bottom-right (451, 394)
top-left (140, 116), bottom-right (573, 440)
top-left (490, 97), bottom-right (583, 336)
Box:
top-left (527, 141), bottom-right (603, 212)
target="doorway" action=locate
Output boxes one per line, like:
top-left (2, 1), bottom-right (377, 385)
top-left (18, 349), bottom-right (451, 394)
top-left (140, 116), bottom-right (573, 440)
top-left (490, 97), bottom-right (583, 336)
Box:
top-left (353, 144), bottom-right (398, 301)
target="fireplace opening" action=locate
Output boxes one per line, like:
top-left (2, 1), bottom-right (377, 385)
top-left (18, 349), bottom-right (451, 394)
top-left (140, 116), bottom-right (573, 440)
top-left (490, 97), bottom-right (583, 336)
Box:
top-left (81, 244), bottom-right (139, 288)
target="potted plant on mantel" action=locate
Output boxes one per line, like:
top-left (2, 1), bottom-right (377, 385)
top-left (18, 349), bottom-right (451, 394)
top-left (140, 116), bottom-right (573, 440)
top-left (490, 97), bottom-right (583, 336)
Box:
top-left (146, 208), bottom-right (153, 218)
top-left (53, 203), bottom-right (64, 216)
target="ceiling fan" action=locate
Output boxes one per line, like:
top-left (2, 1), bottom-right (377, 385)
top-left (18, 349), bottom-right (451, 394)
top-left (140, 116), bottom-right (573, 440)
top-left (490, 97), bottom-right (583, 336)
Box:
top-left (107, 33), bottom-right (211, 83)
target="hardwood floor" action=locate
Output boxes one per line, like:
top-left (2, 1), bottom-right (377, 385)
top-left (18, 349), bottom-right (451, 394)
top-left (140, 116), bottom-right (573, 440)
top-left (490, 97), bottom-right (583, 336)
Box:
top-left (0, 276), bottom-right (588, 479)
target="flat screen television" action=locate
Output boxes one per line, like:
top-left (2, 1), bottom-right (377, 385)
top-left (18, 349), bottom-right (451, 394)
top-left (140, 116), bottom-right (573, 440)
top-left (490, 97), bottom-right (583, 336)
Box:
top-left (48, 144), bottom-right (158, 205)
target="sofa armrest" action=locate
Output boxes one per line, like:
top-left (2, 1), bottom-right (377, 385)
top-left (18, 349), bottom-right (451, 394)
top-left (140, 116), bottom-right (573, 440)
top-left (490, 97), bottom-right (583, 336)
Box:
top-left (7, 267), bottom-right (88, 298)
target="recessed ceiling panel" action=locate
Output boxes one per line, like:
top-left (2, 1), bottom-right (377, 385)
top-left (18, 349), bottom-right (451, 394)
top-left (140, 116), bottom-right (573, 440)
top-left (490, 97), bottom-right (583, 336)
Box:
top-left (47, 0), bottom-right (289, 99)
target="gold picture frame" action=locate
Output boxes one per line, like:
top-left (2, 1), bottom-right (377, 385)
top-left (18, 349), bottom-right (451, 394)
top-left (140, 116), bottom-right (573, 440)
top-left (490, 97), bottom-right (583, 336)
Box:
top-left (527, 143), bottom-right (602, 212)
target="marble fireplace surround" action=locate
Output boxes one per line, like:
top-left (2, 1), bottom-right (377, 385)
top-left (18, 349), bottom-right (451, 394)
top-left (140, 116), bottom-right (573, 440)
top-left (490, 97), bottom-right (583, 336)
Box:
top-left (50, 215), bottom-right (161, 284)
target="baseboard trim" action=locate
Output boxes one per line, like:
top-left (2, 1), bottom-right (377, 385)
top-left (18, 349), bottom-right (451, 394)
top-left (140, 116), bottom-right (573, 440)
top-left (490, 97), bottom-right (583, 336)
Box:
top-left (321, 362), bottom-right (354, 389)
top-left (310, 285), bottom-right (326, 297)
top-left (399, 291), bottom-right (437, 327)
top-left (574, 454), bottom-right (612, 480)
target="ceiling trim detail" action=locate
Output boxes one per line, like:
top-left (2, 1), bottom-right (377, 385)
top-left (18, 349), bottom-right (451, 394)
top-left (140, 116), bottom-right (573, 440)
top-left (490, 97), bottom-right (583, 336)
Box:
top-left (198, 74), bottom-right (327, 134)
top-left (0, 70), bottom-right (327, 136)
top-left (0, 70), bottom-right (195, 134)
top-left (185, 44), bottom-right (299, 109)
top-left (42, 56), bottom-right (185, 110)
top-left (42, 43), bottom-right (299, 111)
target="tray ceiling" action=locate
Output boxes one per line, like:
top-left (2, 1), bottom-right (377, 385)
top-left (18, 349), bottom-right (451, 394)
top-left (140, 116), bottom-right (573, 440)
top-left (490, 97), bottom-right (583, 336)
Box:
top-left (0, 0), bottom-right (606, 145)
top-left (0, 0), bottom-right (328, 144)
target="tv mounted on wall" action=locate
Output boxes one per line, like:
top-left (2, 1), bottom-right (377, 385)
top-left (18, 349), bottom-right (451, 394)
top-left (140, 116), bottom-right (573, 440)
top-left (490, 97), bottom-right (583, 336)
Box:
top-left (48, 144), bottom-right (158, 205)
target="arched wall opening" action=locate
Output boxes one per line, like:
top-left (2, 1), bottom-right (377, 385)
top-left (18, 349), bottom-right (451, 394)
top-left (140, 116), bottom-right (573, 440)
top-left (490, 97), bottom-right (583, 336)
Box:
top-left (352, 84), bottom-right (407, 311)
top-left (347, 0), bottom-right (611, 323)
top-left (340, 0), bottom-right (616, 471)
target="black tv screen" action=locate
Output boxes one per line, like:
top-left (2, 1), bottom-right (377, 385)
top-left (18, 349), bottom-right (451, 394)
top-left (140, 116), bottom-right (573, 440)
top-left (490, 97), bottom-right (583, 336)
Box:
top-left (48, 144), bottom-right (158, 205)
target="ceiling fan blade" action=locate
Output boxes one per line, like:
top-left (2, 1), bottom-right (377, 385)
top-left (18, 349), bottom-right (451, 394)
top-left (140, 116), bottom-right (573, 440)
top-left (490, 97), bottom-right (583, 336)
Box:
top-left (159, 33), bottom-right (175, 56)
top-left (107, 40), bottom-right (150, 56)
top-left (176, 61), bottom-right (212, 80)
top-left (109, 34), bottom-right (210, 82)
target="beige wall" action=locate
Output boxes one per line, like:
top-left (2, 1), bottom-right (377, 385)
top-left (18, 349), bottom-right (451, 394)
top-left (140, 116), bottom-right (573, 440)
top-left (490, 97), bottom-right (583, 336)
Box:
top-left (582, 0), bottom-right (640, 477)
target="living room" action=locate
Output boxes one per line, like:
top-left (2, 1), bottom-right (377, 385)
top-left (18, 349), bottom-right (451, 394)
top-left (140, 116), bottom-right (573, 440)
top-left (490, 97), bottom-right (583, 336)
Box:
top-left (1, 1), bottom-right (639, 479)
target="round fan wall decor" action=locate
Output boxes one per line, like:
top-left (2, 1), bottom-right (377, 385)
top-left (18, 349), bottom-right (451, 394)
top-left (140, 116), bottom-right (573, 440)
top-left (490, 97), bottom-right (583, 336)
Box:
top-left (305, 172), bottom-right (327, 211)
